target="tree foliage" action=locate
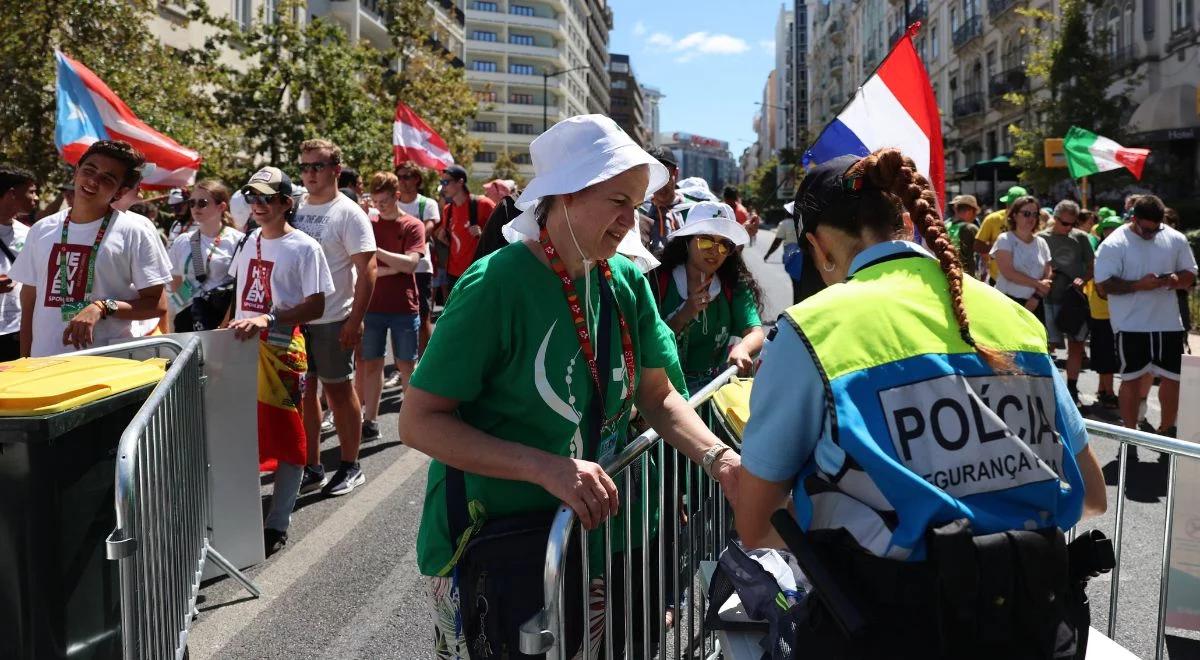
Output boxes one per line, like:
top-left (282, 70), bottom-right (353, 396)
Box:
top-left (0, 0), bottom-right (477, 193)
top-left (490, 152), bottom-right (526, 187)
top-left (1009, 0), bottom-right (1135, 192)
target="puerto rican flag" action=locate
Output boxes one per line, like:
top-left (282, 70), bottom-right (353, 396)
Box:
top-left (803, 24), bottom-right (945, 206)
top-left (393, 101), bottom-right (455, 171)
top-left (54, 51), bottom-right (201, 189)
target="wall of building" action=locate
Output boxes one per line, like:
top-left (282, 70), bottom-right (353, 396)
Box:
top-left (609, 54), bottom-right (649, 145)
top-left (660, 131), bottom-right (740, 192)
top-left (641, 85), bottom-right (665, 146)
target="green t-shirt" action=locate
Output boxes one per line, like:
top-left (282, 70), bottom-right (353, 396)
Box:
top-left (657, 266), bottom-right (762, 381)
top-left (412, 242), bottom-right (680, 576)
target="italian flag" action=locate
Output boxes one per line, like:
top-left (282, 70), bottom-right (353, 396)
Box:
top-left (1063, 126), bottom-right (1150, 180)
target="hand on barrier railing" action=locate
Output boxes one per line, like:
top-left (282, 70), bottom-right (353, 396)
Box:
top-left (727, 343), bottom-right (755, 375)
top-left (538, 455), bottom-right (620, 530)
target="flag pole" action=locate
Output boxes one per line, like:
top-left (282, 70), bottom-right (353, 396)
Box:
top-left (1080, 176), bottom-right (1089, 209)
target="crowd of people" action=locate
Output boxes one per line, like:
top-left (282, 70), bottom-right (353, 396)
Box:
top-left (0, 111), bottom-right (1196, 657)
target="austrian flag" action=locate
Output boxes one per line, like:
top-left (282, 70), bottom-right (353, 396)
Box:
top-left (393, 102), bottom-right (455, 171)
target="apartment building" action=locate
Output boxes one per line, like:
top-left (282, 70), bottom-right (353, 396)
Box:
top-left (608, 54), bottom-right (649, 146)
top-left (641, 85), bottom-right (665, 146)
top-left (464, 0), bottom-right (611, 178)
top-left (796, 0), bottom-right (1199, 203)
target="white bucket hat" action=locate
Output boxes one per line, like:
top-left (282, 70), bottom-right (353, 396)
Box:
top-left (501, 114), bottom-right (668, 272)
top-left (665, 201), bottom-right (750, 246)
top-left (675, 176), bottom-right (710, 191)
top-left (678, 185), bottom-right (719, 203)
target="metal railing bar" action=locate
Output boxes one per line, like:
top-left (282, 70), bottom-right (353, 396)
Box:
top-left (1155, 455), bottom-right (1178, 660)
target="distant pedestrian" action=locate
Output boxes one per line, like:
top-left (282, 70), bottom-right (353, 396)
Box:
top-left (639, 146), bottom-right (684, 259)
top-left (1039, 200), bottom-right (1093, 405)
top-left (167, 179), bottom-right (244, 331)
top-left (394, 161), bottom-right (440, 358)
top-left (0, 164), bottom-right (37, 361)
top-left (946, 194), bottom-right (980, 274)
top-left (435, 164), bottom-right (495, 293)
top-left (990, 195), bottom-right (1052, 322)
top-left (1086, 214), bottom-right (1125, 409)
top-left (975, 185), bottom-right (1027, 282)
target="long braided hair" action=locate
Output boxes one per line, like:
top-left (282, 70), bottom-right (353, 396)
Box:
top-left (848, 148), bottom-right (1015, 373)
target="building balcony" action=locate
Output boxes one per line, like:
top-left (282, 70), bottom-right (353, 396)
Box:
top-left (465, 8), bottom-right (564, 35)
top-left (988, 67), bottom-right (1026, 98)
top-left (952, 92), bottom-right (985, 118)
top-left (466, 69), bottom-right (563, 86)
top-left (909, 1), bottom-right (928, 22)
top-left (471, 131), bottom-right (537, 147)
top-left (952, 15), bottom-right (983, 49)
top-left (465, 38), bottom-right (566, 64)
top-left (987, 0), bottom-right (1018, 19)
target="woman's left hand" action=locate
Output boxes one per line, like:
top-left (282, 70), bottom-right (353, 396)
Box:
top-left (713, 452), bottom-right (740, 506)
top-left (728, 344), bottom-right (754, 374)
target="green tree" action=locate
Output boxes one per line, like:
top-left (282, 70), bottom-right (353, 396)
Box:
top-left (0, 0), bottom-right (229, 187)
top-left (490, 152), bottom-right (526, 188)
top-left (1009, 0), bottom-right (1135, 192)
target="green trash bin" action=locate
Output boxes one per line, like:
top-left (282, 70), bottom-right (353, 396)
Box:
top-left (0, 355), bottom-right (166, 660)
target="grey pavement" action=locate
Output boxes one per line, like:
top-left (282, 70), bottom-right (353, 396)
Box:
top-left (188, 229), bottom-right (1199, 659)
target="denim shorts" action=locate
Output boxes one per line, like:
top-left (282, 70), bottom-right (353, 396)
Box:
top-left (362, 312), bottom-right (420, 361)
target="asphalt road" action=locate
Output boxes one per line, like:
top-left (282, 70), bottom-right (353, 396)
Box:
top-left (187, 229), bottom-right (1198, 659)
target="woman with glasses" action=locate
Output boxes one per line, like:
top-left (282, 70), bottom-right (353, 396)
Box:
top-left (227, 166), bottom-right (333, 555)
top-left (167, 179), bottom-right (244, 331)
top-left (655, 201), bottom-right (764, 391)
top-left (990, 195), bottom-right (1052, 322)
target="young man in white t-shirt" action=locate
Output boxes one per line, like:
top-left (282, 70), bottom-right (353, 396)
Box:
top-left (1095, 195), bottom-right (1198, 439)
top-left (292, 139), bottom-right (378, 498)
top-left (9, 140), bottom-right (172, 358)
top-left (395, 161), bottom-right (439, 359)
top-left (228, 166), bottom-right (334, 555)
top-left (0, 164), bottom-right (37, 361)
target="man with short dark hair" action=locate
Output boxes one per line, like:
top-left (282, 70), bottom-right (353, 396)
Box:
top-left (435, 164), bottom-right (494, 291)
top-left (293, 138), bottom-right (378, 497)
top-left (1096, 194), bottom-right (1198, 439)
top-left (0, 164), bottom-right (37, 360)
top-left (395, 161), bottom-right (439, 357)
top-left (8, 141), bottom-right (171, 357)
top-left (640, 146), bottom-right (684, 257)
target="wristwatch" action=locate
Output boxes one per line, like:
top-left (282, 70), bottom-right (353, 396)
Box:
top-left (702, 444), bottom-right (731, 477)
top-left (97, 299), bottom-right (119, 319)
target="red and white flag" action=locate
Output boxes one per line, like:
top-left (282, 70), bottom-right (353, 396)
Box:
top-left (393, 102), bottom-right (454, 171)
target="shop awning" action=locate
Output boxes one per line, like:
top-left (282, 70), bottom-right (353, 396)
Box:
top-left (1128, 84), bottom-right (1200, 138)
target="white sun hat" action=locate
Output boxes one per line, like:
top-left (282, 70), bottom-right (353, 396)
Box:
top-left (665, 200), bottom-right (750, 246)
top-left (501, 114), bottom-right (668, 272)
top-left (678, 185), bottom-right (719, 203)
top-left (675, 176), bottom-right (710, 191)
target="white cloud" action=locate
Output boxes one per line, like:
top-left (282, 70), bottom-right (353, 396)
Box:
top-left (643, 30), bottom-right (751, 63)
top-left (632, 20), bottom-right (646, 37)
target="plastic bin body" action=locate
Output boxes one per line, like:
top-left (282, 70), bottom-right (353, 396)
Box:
top-left (0, 356), bottom-right (163, 660)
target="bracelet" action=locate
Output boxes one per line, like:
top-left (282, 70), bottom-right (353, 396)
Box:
top-left (264, 313), bottom-right (277, 327)
top-left (93, 300), bottom-right (107, 319)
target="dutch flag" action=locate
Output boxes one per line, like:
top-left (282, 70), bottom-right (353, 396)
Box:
top-left (54, 50), bottom-right (201, 189)
top-left (803, 24), bottom-right (945, 207)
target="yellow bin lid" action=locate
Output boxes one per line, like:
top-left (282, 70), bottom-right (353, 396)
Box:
top-left (0, 356), bottom-right (168, 416)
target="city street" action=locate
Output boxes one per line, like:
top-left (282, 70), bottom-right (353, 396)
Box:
top-left (187, 229), bottom-right (1199, 659)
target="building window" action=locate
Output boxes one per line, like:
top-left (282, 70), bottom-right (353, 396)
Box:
top-left (513, 153), bottom-right (533, 164)
top-left (1171, 0), bottom-right (1192, 32)
top-left (950, 7), bottom-right (958, 33)
top-left (611, 61), bottom-right (630, 74)
top-left (232, 0), bottom-right (251, 29)
top-left (471, 60), bottom-right (497, 72)
top-left (470, 1), bottom-right (499, 11)
top-left (472, 121), bottom-right (498, 132)
top-left (511, 4), bottom-right (535, 16)
top-left (931, 24), bottom-right (939, 59)
top-left (511, 123), bottom-right (535, 134)
top-left (475, 152), bottom-right (498, 163)
top-left (470, 31), bottom-right (497, 42)
top-left (475, 90), bottom-right (498, 102)
top-left (611, 79), bottom-right (627, 89)
top-left (509, 63), bottom-right (536, 75)
top-left (510, 34), bottom-right (535, 46)
top-left (510, 93), bottom-right (534, 104)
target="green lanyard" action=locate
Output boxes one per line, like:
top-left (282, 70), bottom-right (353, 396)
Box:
top-left (59, 211), bottom-right (114, 303)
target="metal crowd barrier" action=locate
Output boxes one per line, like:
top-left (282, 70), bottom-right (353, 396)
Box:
top-left (1083, 419), bottom-right (1200, 660)
top-left (520, 366), bottom-right (740, 659)
top-left (73, 337), bottom-right (260, 659)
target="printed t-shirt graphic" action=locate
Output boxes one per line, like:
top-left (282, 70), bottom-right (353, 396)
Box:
top-left (292, 195), bottom-right (376, 323)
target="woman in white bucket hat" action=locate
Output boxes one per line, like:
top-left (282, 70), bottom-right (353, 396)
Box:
top-left (398, 114), bottom-right (740, 657)
top-left (654, 201), bottom-right (764, 391)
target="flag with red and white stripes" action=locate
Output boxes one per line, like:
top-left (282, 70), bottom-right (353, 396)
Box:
top-left (393, 101), bottom-right (455, 171)
top-left (54, 51), bottom-right (201, 189)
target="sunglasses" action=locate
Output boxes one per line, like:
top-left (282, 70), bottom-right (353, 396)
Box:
top-left (695, 236), bottom-right (734, 255)
top-left (1055, 216), bottom-right (1076, 226)
top-left (245, 194), bottom-right (282, 206)
top-left (1136, 218), bottom-right (1163, 234)
top-left (187, 198), bottom-right (211, 209)
top-left (1018, 209), bottom-right (1038, 218)
top-left (297, 162), bottom-right (333, 173)
top-left (439, 179), bottom-right (453, 186)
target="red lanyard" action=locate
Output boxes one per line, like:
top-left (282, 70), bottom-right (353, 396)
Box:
top-left (539, 227), bottom-right (636, 430)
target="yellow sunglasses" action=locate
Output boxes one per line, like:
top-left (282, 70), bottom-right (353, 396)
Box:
top-left (694, 236), bottom-right (734, 255)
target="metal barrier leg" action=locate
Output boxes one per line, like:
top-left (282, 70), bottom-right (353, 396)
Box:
top-left (1108, 441), bottom-right (1130, 639)
top-left (1155, 454), bottom-right (1178, 660)
top-left (204, 541), bottom-right (262, 598)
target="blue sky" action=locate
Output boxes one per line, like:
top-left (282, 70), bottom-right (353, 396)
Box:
top-left (607, 0), bottom-right (785, 157)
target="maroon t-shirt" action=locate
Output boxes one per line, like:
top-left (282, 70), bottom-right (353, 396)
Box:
top-left (369, 214), bottom-right (426, 314)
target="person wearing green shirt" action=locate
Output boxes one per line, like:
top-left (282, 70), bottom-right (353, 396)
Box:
top-left (653, 200), bottom-right (765, 392)
top-left (398, 115), bottom-right (741, 659)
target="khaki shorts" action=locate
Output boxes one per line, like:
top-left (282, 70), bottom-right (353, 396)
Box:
top-left (301, 319), bottom-right (355, 383)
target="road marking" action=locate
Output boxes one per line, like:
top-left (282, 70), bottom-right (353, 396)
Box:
top-left (320, 547), bottom-right (422, 658)
top-left (188, 448), bottom-right (430, 659)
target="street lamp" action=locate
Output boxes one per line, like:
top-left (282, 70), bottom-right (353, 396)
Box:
top-left (543, 65), bottom-right (589, 132)
top-left (755, 101), bottom-right (791, 150)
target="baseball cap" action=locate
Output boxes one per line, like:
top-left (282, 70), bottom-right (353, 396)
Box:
top-left (443, 164), bottom-right (469, 182)
top-left (242, 166), bottom-right (294, 197)
top-left (167, 188), bottom-right (186, 205)
top-left (1097, 216), bottom-right (1124, 233)
top-left (998, 185), bottom-right (1028, 206)
top-left (647, 145), bottom-right (678, 169)
top-left (792, 154), bottom-right (863, 236)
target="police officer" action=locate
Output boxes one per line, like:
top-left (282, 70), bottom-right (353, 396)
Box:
top-left (733, 149), bottom-right (1107, 659)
